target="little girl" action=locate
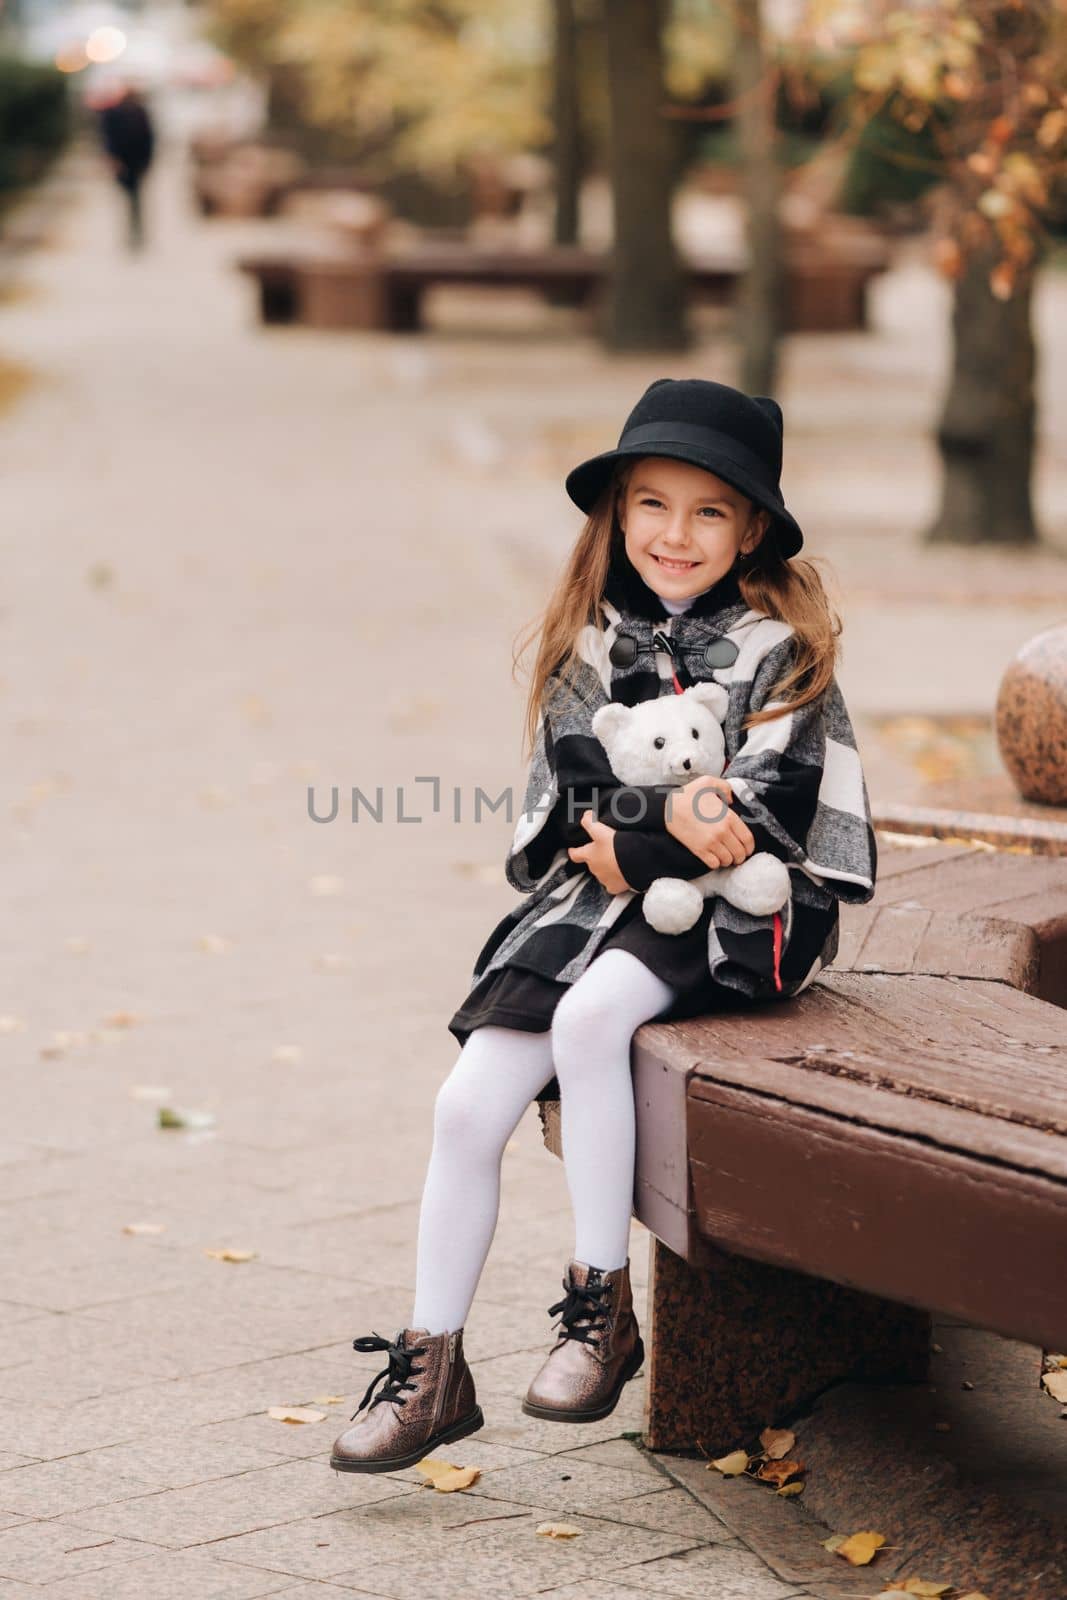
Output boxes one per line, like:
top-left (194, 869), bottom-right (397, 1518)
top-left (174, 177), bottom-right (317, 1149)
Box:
top-left (331, 377), bottom-right (878, 1474)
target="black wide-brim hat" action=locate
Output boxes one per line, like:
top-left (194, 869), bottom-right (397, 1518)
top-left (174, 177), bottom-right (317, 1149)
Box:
top-left (565, 377), bottom-right (804, 560)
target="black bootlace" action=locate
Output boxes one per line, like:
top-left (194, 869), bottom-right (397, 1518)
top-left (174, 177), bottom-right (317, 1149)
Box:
top-left (349, 1333), bottom-right (427, 1418)
top-left (547, 1276), bottom-right (611, 1347)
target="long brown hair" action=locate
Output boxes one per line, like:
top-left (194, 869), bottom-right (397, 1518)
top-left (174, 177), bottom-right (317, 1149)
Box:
top-left (511, 458), bottom-right (842, 762)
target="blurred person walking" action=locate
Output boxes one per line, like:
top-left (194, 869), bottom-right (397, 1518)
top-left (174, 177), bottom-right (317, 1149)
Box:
top-left (97, 84), bottom-right (155, 251)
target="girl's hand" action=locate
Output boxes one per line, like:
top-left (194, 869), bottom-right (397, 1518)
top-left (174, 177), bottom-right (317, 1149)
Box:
top-left (665, 776), bottom-right (756, 868)
top-left (567, 811), bottom-right (631, 894)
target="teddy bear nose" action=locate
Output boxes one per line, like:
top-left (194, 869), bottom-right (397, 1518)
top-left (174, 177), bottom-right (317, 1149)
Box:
top-left (682, 758), bottom-right (692, 770)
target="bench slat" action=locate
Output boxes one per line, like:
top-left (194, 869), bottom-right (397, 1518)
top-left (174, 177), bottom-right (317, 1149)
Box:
top-left (687, 1046), bottom-right (1067, 1167)
top-left (644, 973), bottom-right (1067, 1132)
top-left (687, 1083), bottom-right (1067, 1348)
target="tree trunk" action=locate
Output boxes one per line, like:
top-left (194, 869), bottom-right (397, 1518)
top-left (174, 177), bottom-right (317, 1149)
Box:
top-left (602, 0), bottom-right (688, 351)
top-left (733, 0), bottom-right (783, 396)
top-left (927, 236), bottom-right (1040, 545)
top-left (552, 0), bottom-right (581, 247)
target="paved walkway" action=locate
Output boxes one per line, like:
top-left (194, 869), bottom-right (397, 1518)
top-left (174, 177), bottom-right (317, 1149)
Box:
top-left (1, 141), bottom-right (1065, 1598)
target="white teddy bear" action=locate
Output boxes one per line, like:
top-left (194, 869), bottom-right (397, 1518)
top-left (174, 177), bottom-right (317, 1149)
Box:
top-left (591, 682), bottom-right (791, 935)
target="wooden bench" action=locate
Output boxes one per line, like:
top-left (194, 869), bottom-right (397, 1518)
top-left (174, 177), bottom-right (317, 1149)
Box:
top-left (538, 838), bottom-right (1067, 1455)
top-left (237, 235), bottom-right (889, 335)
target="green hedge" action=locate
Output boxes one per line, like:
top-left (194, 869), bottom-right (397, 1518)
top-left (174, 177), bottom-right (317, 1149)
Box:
top-left (0, 57), bottom-right (71, 196)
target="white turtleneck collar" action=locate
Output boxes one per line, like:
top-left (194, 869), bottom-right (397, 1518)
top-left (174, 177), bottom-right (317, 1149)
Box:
top-left (657, 587), bottom-right (706, 615)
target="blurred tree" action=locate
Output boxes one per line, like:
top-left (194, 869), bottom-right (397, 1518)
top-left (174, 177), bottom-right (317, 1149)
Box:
top-left (602, 0), bottom-right (688, 349)
top-left (839, 0), bottom-right (1067, 546)
top-left (733, 0), bottom-right (784, 394)
top-left (552, 0), bottom-right (581, 245)
top-left (209, 0), bottom-right (551, 180)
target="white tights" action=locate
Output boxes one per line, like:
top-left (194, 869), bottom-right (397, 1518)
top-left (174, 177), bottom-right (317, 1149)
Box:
top-left (411, 949), bottom-right (676, 1334)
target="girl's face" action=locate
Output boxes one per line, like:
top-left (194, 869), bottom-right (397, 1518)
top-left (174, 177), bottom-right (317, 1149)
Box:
top-left (618, 456), bottom-right (768, 600)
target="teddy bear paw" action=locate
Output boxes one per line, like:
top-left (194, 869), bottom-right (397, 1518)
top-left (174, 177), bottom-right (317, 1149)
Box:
top-left (643, 878), bottom-right (705, 935)
top-left (727, 854), bottom-right (791, 916)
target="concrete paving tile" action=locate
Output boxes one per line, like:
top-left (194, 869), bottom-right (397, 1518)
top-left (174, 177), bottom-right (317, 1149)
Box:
top-left (215, 1515), bottom-right (430, 1583)
top-left (380, 1435), bottom-right (547, 1488)
top-left (510, 1587), bottom-right (676, 1600)
top-left (465, 1345), bottom-right (560, 1395)
top-left (459, 1454), bottom-right (672, 1516)
top-left (3, 1254), bottom-right (189, 1314)
top-left (0, 1456), bottom-right (161, 1518)
top-left (0, 1520), bottom-right (151, 1586)
top-left (0, 1355), bottom-right (185, 1408)
top-left (551, 1436), bottom-right (663, 1478)
top-left (324, 1515), bottom-right (706, 1599)
top-left (78, 1278), bottom-right (377, 1362)
top-left (610, 1541), bottom-right (811, 1598)
top-left (0, 1399), bottom-right (140, 1462)
top-left (475, 1395), bottom-right (644, 1454)
top-left (198, 1416), bottom-right (344, 1464)
top-left (85, 1432), bottom-right (293, 1491)
top-left (0, 1310), bottom-right (167, 1369)
top-left (0, 1363), bottom-right (320, 1461)
top-left (75, 1459), bottom-right (412, 1548)
top-left (213, 1492), bottom-right (526, 1583)
top-left (260, 1588), bottom-right (397, 1600)
top-left (43, 1548), bottom-right (295, 1600)
top-left (0, 1302), bottom-right (59, 1330)
top-left (600, 1487), bottom-right (738, 1541)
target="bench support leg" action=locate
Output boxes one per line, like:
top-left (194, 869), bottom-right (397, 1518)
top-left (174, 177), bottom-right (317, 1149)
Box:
top-left (643, 1235), bottom-right (931, 1455)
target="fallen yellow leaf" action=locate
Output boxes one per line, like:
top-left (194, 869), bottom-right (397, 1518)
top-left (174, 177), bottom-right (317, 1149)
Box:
top-left (535, 1522), bottom-right (582, 1539)
top-left (755, 1458), bottom-right (803, 1486)
top-left (1041, 1370), bottom-right (1067, 1403)
top-left (205, 1248), bottom-right (257, 1264)
top-left (429, 1465), bottom-right (480, 1492)
top-left (759, 1426), bottom-right (795, 1459)
top-left (267, 1407), bottom-right (326, 1425)
top-left (104, 1011), bottom-right (139, 1028)
top-left (709, 1448), bottom-right (750, 1476)
top-left (835, 1530), bottom-right (886, 1566)
top-left (159, 1107), bottom-right (216, 1131)
top-left (899, 1581), bottom-right (952, 1596)
top-left (415, 1457), bottom-right (481, 1492)
top-left (310, 1395), bottom-right (345, 1406)
top-left (123, 1223), bottom-right (165, 1236)
top-left (777, 1481), bottom-right (804, 1497)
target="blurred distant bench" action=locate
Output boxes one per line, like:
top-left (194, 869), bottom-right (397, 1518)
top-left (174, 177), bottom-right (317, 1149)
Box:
top-left (539, 838), bottom-right (1067, 1455)
top-left (191, 139), bottom-right (307, 220)
top-left (236, 233), bottom-right (889, 334)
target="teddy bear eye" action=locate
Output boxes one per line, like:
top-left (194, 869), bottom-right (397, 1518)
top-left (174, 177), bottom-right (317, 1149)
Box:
top-left (653, 736), bottom-right (665, 750)
top-left (691, 728), bottom-right (699, 739)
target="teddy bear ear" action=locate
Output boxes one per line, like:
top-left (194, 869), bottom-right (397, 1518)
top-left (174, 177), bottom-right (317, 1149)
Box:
top-left (592, 703), bottom-right (630, 744)
top-left (689, 681), bottom-right (730, 721)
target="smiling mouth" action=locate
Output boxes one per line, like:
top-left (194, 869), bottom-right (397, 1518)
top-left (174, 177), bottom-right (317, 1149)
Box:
top-left (652, 555), bottom-right (699, 570)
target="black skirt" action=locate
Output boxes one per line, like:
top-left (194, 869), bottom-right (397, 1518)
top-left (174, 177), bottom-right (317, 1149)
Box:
top-left (447, 890), bottom-right (769, 1103)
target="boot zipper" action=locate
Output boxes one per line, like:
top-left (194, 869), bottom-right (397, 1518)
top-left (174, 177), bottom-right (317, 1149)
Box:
top-left (448, 1331), bottom-right (458, 1364)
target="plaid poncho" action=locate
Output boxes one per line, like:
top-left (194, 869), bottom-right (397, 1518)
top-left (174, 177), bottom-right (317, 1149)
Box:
top-left (468, 556), bottom-right (878, 1005)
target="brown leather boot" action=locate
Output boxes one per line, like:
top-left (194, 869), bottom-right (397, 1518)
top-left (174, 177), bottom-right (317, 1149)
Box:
top-left (331, 1326), bottom-right (484, 1473)
top-left (521, 1258), bottom-right (645, 1423)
